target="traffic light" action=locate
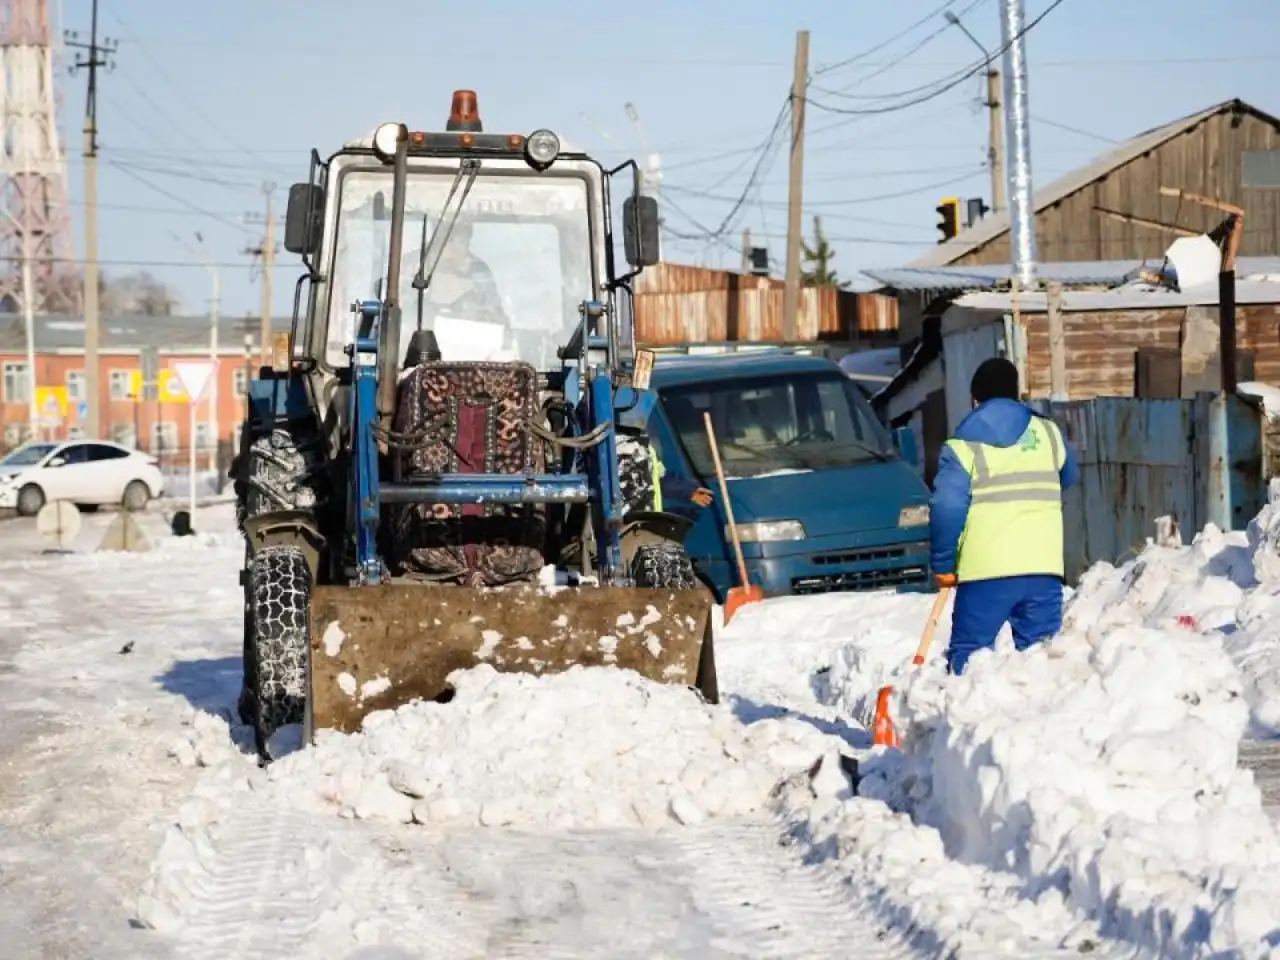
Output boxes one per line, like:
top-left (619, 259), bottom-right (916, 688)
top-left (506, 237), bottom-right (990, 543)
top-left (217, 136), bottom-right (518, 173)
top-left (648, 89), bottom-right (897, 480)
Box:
top-left (936, 197), bottom-right (961, 243)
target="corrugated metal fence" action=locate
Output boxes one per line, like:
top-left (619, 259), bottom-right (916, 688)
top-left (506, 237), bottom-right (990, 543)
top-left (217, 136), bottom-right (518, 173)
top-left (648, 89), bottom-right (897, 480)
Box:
top-left (1031, 394), bottom-right (1265, 582)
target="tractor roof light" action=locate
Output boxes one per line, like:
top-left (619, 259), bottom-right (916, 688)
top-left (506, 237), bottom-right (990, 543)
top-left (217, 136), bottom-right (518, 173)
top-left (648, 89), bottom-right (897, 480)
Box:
top-left (447, 90), bottom-right (483, 132)
top-left (372, 122), bottom-right (406, 163)
top-left (525, 129), bottom-right (560, 170)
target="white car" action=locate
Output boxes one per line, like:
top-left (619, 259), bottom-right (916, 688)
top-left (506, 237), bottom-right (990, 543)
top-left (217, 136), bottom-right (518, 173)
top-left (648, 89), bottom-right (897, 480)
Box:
top-left (0, 439), bottom-right (166, 516)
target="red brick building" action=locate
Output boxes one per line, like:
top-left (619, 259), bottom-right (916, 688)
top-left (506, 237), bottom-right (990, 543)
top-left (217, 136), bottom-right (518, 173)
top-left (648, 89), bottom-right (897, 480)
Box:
top-left (0, 313), bottom-right (291, 464)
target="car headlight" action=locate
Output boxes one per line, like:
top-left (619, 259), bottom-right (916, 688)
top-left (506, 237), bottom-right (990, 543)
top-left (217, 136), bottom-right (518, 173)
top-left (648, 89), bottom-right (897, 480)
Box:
top-left (898, 505), bottom-right (929, 528)
top-left (525, 129), bottom-right (560, 169)
top-left (731, 520), bottom-right (806, 543)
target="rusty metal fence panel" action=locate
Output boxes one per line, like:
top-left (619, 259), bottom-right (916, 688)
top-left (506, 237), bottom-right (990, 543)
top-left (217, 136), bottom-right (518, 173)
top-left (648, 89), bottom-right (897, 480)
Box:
top-left (1030, 396), bottom-right (1262, 583)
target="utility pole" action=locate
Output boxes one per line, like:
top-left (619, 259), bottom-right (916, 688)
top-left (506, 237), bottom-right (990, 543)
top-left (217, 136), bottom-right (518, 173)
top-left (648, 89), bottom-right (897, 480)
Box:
top-left (66, 0), bottom-right (117, 440)
top-left (782, 29), bottom-right (809, 345)
top-left (986, 68), bottom-right (1005, 215)
top-left (740, 228), bottom-right (751, 275)
top-left (242, 184), bottom-right (276, 368)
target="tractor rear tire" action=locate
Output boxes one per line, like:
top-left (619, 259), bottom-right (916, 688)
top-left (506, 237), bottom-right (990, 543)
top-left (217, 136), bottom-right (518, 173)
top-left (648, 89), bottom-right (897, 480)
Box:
top-left (240, 427), bottom-right (327, 528)
top-left (244, 545), bottom-right (310, 755)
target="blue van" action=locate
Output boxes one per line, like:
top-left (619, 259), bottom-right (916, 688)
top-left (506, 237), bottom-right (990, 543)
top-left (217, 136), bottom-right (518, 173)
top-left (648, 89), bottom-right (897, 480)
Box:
top-left (630, 351), bottom-right (932, 599)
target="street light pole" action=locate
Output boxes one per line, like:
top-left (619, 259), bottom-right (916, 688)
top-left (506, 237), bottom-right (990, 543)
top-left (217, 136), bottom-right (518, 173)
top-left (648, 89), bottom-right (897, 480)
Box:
top-left (173, 231), bottom-right (221, 471)
top-left (944, 11), bottom-right (1005, 215)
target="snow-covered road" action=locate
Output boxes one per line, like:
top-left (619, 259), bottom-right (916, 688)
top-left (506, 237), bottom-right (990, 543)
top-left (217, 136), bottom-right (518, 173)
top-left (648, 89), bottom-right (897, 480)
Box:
top-left (3, 503), bottom-right (1280, 958)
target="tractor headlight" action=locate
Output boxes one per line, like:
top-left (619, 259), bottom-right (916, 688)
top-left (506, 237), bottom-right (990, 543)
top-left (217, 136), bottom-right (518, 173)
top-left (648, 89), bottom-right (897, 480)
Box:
top-left (732, 520), bottom-right (806, 543)
top-left (898, 505), bottom-right (930, 528)
top-left (525, 129), bottom-right (560, 169)
top-left (372, 122), bottom-right (406, 163)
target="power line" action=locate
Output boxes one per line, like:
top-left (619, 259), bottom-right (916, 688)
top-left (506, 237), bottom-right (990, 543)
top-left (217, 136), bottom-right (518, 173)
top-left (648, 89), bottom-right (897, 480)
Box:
top-left (813, 1), bottom-right (964, 77)
top-left (1031, 115), bottom-right (1118, 144)
top-left (108, 162), bottom-right (255, 234)
top-left (667, 167), bottom-right (987, 209)
top-left (806, 0), bottom-right (1070, 118)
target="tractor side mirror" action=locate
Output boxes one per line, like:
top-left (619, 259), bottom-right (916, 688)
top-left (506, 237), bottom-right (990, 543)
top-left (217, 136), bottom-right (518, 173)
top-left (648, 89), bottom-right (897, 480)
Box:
top-left (623, 195), bottom-right (660, 268)
top-left (283, 183), bottom-right (325, 255)
top-left (894, 426), bottom-right (919, 468)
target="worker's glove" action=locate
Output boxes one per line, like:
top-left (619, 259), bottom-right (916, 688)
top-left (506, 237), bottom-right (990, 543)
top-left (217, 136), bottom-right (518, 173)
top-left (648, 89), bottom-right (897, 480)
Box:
top-left (691, 488), bottom-right (714, 507)
top-left (934, 572), bottom-right (958, 588)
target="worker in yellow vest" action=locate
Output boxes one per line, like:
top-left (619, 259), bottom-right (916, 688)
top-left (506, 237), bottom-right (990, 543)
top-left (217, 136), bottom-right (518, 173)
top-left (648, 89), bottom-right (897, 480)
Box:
top-left (929, 357), bottom-right (1079, 674)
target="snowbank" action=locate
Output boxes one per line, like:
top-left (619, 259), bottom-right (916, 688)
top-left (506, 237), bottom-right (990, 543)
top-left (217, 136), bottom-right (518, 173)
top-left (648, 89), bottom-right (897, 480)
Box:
top-left (179, 664), bottom-right (842, 830)
top-left (816, 531), bottom-right (1280, 957)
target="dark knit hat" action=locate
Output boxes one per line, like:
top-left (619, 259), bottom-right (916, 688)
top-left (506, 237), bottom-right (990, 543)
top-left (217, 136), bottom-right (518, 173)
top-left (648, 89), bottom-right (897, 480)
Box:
top-left (970, 357), bottom-right (1020, 403)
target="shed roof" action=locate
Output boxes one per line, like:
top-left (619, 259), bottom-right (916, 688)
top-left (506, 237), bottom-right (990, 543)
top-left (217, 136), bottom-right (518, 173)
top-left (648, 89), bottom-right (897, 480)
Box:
top-left (907, 98), bottom-right (1280, 269)
top-left (863, 256), bottom-right (1280, 294)
top-left (0, 313), bottom-right (293, 354)
top-left (950, 279), bottom-right (1280, 314)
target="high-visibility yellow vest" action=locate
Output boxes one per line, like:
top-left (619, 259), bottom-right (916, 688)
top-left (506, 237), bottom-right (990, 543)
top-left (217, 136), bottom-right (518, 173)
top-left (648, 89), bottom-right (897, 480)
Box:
top-left (947, 416), bottom-right (1066, 582)
top-left (649, 445), bottom-right (664, 513)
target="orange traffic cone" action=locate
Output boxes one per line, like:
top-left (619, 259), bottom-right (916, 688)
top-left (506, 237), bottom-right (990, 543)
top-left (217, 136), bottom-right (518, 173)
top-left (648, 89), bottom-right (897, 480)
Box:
top-left (872, 686), bottom-right (900, 748)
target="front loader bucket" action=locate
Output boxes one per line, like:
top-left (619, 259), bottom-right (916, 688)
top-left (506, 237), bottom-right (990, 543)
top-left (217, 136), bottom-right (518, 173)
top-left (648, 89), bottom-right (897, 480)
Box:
top-left (308, 584), bottom-right (718, 734)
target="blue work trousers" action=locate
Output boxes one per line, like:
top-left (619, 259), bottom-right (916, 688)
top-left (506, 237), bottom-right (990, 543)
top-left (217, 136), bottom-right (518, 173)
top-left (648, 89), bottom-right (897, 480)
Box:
top-left (947, 574), bottom-right (1063, 675)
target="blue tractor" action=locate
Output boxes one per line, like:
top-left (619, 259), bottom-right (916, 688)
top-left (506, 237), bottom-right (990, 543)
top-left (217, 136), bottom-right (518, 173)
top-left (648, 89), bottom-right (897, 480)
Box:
top-left (232, 91), bottom-right (717, 753)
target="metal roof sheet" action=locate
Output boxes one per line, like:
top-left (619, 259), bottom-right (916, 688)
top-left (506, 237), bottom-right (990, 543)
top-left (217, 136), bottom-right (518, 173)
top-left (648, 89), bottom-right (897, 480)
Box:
top-left (905, 99), bottom-right (1280, 269)
top-left (951, 279), bottom-right (1280, 313)
top-left (863, 256), bottom-right (1280, 293)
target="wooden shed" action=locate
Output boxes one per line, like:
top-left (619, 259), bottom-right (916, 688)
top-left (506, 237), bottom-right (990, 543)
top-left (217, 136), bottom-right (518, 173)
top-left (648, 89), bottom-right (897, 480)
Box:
top-left (910, 98), bottom-right (1280, 268)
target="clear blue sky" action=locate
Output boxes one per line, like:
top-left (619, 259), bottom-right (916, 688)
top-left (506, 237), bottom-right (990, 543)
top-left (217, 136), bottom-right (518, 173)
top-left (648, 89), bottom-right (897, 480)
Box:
top-left (53, 0), bottom-right (1280, 318)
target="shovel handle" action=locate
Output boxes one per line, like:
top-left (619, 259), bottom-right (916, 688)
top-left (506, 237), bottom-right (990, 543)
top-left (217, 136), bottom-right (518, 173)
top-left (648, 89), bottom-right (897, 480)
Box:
top-left (911, 585), bottom-right (953, 666)
top-left (703, 412), bottom-right (751, 590)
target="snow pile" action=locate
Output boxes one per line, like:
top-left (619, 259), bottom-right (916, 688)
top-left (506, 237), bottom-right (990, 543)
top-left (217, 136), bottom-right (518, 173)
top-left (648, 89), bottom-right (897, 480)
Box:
top-left (827, 584), bottom-right (1280, 955)
top-left (251, 665), bottom-right (842, 829)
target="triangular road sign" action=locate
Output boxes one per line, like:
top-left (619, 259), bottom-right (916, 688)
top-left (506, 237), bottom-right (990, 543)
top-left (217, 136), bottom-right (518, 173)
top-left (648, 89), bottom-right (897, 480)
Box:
top-left (172, 361), bottom-right (215, 402)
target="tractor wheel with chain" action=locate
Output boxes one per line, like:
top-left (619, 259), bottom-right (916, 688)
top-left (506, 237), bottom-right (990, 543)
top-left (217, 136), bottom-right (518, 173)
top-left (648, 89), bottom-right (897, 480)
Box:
top-left (243, 545), bottom-right (311, 755)
top-left (237, 426), bottom-right (328, 530)
top-left (629, 541), bottom-right (700, 590)
top-left (629, 542), bottom-right (718, 703)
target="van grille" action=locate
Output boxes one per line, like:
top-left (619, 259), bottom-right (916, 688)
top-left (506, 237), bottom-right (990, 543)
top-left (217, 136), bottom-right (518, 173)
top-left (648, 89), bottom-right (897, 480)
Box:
top-left (792, 565), bottom-right (928, 595)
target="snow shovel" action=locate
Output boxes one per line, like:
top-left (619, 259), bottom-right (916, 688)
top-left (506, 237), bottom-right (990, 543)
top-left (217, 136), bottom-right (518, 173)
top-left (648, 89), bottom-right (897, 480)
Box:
top-left (870, 585), bottom-right (953, 747)
top-left (703, 412), bottom-right (763, 624)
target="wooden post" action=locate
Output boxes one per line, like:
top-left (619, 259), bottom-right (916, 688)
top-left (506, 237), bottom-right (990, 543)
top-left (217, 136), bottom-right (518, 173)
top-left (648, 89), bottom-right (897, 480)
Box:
top-left (1046, 281), bottom-right (1068, 400)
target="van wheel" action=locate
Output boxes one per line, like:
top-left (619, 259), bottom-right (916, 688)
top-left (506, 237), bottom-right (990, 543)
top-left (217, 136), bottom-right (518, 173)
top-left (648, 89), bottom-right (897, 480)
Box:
top-left (16, 484), bottom-right (44, 517)
top-left (122, 480), bottom-right (150, 513)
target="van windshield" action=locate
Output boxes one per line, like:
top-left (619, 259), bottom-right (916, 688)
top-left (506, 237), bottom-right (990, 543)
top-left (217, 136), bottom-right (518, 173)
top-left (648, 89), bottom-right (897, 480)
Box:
top-left (660, 372), bottom-right (895, 478)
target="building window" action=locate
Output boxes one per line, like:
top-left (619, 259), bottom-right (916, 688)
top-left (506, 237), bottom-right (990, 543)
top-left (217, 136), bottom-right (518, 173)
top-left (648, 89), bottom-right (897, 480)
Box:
top-left (68, 426), bottom-right (84, 440)
top-left (111, 423), bottom-right (137, 449)
top-left (66, 369), bottom-right (86, 402)
top-left (194, 422), bottom-right (215, 450)
top-left (3, 422), bottom-right (30, 449)
top-left (2, 362), bottom-right (31, 403)
top-left (151, 421), bottom-right (178, 452)
top-left (233, 367), bottom-right (249, 397)
top-left (109, 370), bottom-right (133, 401)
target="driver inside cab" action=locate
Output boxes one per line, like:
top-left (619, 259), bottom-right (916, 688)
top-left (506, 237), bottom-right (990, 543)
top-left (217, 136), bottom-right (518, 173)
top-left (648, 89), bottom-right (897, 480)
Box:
top-left (399, 217), bottom-right (509, 327)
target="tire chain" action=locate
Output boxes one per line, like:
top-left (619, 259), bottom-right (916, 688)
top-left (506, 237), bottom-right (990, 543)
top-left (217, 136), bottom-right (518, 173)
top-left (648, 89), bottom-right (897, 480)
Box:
top-left (247, 545), bottom-right (310, 748)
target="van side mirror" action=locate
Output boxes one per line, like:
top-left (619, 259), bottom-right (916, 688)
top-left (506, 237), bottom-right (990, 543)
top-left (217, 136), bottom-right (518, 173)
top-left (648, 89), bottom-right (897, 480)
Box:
top-left (284, 183), bottom-right (325, 255)
top-left (623, 195), bottom-right (660, 268)
top-left (894, 426), bottom-right (919, 468)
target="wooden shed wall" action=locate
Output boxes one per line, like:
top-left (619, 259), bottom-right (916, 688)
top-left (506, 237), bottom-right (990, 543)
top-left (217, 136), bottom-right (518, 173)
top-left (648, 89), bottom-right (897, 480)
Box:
top-left (1020, 302), bottom-right (1280, 399)
top-left (955, 110), bottom-right (1280, 266)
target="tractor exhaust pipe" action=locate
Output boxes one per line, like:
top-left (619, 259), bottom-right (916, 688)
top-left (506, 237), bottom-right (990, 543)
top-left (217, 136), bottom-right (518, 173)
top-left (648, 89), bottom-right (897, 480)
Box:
top-left (376, 130), bottom-right (411, 430)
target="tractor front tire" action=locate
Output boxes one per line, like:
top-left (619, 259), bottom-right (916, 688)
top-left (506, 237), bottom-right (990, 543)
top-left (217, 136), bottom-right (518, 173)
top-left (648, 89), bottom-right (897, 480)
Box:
top-left (244, 545), bottom-right (310, 755)
top-left (629, 543), bottom-right (718, 703)
top-left (239, 426), bottom-right (327, 529)
top-left (629, 542), bottom-right (699, 590)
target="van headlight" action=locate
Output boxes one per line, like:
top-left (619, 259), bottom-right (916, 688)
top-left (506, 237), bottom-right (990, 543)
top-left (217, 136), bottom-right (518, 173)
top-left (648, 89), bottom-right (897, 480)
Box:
top-left (731, 520), bottom-right (806, 542)
top-left (898, 505), bottom-right (929, 528)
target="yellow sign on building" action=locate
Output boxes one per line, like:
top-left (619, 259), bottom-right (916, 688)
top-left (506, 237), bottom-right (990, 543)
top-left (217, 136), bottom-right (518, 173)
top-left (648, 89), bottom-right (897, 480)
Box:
top-left (34, 386), bottom-right (67, 420)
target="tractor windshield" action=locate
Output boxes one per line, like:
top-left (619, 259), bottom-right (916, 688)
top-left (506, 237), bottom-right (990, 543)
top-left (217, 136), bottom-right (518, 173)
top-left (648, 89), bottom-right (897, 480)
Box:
top-left (324, 168), bottom-right (594, 371)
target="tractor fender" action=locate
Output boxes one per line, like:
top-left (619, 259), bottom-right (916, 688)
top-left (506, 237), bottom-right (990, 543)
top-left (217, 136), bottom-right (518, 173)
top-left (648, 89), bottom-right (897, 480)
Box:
top-left (242, 509), bottom-right (325, 581)
top-left (618, 511), bottom-right (694, 565)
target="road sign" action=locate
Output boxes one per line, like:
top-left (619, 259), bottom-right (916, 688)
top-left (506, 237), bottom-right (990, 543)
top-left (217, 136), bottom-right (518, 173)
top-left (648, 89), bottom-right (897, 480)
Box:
top-left (158, 370), bottom-right (186, 403)
top-left (77, 400), bottom-right (87, 420)
top-left (34, 386), bottom-right (67, 420)
top-left (36, 501), bottom-right (81, 551)
top-left (172, 360), bottom-right (215, 402)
